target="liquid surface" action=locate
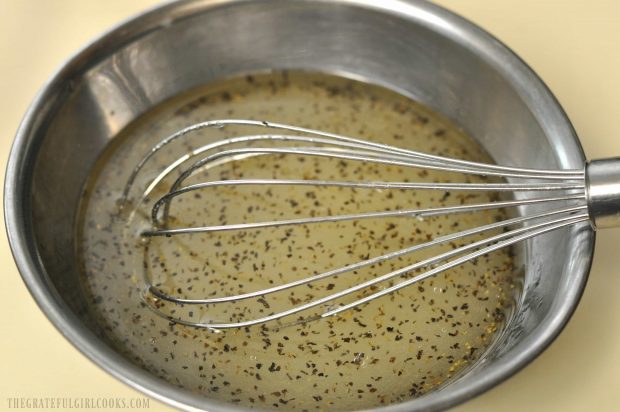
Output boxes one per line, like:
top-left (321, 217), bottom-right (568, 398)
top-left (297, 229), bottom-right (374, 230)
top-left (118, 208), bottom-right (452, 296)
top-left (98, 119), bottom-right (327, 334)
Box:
top-left (78, 72), bottom-right (518, 411)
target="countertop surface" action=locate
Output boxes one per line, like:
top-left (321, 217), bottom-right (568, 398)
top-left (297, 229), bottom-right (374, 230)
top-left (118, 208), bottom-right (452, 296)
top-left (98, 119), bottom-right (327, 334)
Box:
top-left (2, 1), bottom-right (620, 411)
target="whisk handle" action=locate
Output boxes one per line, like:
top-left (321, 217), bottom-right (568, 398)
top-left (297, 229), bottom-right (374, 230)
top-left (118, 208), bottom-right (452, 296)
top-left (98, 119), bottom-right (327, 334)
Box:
top-left (586, 157), bottom-right (620, 229)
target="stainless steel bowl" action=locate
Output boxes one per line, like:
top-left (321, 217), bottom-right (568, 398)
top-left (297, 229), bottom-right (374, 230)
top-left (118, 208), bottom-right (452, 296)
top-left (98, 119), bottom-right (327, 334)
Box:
top-left (4, 0), bottom-right (594, 410)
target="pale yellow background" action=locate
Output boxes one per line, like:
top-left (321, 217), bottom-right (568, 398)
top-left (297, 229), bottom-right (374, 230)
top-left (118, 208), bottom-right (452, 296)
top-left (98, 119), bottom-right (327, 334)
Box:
top-left (1, 0), bottom-right (620, 411)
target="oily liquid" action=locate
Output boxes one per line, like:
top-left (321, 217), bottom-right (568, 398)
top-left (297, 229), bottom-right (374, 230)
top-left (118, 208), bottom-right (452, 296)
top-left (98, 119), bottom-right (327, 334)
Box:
top-left (78, 71), bottom-right (519, 411)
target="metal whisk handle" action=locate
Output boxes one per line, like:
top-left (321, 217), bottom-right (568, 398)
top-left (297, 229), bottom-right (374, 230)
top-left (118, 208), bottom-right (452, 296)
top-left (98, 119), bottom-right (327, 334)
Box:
top-left (586, 157), bottom-right (620, 229)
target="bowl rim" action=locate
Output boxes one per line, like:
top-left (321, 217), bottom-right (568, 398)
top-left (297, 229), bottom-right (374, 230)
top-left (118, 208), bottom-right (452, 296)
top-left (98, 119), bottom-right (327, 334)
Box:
top-left (4, 0), bottom-right (595, 411)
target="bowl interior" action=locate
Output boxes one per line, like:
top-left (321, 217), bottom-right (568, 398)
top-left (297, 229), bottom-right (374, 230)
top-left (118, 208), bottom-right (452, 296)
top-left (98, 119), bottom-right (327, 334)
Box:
top-left (8, 0), bottom-right (593, 411)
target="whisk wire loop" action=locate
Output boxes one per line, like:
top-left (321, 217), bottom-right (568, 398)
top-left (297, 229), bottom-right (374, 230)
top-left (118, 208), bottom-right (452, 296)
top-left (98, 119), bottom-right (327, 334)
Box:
top-left (126, 119), bottom-right (599, 330)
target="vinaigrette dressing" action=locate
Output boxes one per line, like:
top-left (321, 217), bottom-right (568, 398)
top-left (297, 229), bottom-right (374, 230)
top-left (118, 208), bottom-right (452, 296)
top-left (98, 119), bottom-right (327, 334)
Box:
top-left (77, 71), bottom-right (518, 410)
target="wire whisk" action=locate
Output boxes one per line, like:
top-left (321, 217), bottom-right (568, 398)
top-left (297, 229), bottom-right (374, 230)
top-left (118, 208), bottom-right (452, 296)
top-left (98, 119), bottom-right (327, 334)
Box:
top-left (120, 119), bottom-right (620, 330)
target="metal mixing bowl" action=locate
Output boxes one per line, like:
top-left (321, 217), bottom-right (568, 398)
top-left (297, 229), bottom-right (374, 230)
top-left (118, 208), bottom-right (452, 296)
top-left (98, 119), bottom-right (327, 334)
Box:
top-left (4, 0), bottom-right (594, 410)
